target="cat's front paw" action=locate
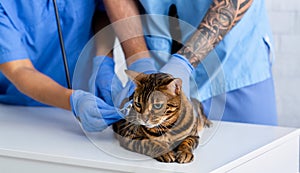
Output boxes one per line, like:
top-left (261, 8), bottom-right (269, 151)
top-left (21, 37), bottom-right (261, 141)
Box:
top-left (176, 150), bottom-right (194, 164)
top-left (155, 151), bottom-right (176, 163)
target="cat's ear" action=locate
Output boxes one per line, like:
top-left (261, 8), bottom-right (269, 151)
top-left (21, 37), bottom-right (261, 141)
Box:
top-left (125, 70), bottom-right (146, 86)
top-left (166, 78), bottom-right (182, 96)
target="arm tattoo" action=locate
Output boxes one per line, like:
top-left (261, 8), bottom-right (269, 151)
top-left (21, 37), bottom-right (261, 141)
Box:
top-left (177, 0), bottom-right (253, 67)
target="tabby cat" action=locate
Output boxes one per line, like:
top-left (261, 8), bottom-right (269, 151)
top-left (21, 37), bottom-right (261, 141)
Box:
top-left (113, 70), bottom-right (211, 163)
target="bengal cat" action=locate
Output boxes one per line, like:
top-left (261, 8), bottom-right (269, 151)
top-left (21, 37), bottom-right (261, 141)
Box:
top-left (113, 70), bottom-right (211, 163)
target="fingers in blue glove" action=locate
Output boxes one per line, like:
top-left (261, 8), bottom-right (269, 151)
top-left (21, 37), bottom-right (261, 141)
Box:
top-left (160, 54), bottom-right (194, 99)
top-left (111, 58), bottom-right (158, 107)
top-left (70, 90), bottom-right (124, 132)
top-left (89, 56), bottom-right (123, 106)
top-left (127, 57), bottom-right (157, 73)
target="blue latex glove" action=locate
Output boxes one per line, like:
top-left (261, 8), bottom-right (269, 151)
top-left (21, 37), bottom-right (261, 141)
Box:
top-left (160, 54), bottom-right (194, 98)
top-left (89, 56), bottom-right (123, 106)
top-left (70, 90), bottom-right (124, 132)
top-left (114, 58), bottom-right (157, 107)
top-left (127, 57), bottom-right (157, 73)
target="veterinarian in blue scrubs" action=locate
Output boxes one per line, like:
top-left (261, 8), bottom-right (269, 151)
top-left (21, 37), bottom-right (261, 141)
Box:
top-left (0, 1), bottom-right (126, 132)
top-left (102, 0), bottom-right (278, 126)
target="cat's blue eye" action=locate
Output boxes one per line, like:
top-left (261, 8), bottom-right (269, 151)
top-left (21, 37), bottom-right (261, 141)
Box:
top-left (134, 102), bottom-right (141, 108)
top-left (153, 103), bottom-right (163, 110)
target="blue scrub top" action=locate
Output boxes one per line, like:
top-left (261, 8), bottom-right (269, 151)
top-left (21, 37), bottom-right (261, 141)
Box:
top-left (0, 0), bottom-right (100, 106)
top-left (139, 0), bottom-right (275, 101)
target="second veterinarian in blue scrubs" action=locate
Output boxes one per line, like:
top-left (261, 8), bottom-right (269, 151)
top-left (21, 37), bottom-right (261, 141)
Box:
top-left (139, 0), bottom-right (278, 125)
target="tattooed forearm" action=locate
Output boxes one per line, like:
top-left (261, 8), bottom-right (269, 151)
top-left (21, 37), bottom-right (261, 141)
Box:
top-left (178, 0), bottom-right (253, 67)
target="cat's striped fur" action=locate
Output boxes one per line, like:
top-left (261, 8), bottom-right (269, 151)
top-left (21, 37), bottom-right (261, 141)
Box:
top-left (113, 70), bottom-right (211, 163)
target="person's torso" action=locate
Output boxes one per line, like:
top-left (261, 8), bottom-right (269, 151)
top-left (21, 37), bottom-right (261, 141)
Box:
top-left (0, 0), bottom-right (98, 105)
top-left (139, 0), bottom-right (274, 101)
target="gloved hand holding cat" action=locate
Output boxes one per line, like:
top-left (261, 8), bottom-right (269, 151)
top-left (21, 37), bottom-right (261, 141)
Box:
top-left (71, 56), bottom-right (158, 132)
top-left (71, 54), bottom-right (194, 133)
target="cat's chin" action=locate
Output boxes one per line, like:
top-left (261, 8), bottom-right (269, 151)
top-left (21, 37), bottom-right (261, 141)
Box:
top-left (137, 119), bottom-right (158, 128)
top-left (139, 121), bottom-right (160, 129)
top-left (144, 124), bottom-right (158, 128)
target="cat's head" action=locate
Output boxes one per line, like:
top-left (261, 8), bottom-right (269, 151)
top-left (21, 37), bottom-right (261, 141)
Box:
top-left (125, 70), bottom-right (182, 128)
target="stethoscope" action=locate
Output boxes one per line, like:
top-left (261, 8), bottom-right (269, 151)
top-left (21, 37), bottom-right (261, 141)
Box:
top-left (52, 0), bottom-right (72, 89)
top-left (52, 0), bottom-right (133, 135)
top-left (52, 0), bottom-right (133, 117)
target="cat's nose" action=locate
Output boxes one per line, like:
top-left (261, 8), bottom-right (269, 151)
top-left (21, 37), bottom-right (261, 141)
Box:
top-left (142, 116), bottom-right (149, 123)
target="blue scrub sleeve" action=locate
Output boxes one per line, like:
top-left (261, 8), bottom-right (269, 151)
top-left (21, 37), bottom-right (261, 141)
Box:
top-left (0, 3), bottom-right (29, 64)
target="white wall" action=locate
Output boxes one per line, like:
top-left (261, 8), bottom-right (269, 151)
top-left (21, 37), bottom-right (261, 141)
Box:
top-left (265, 0), bottom-right (300, 127)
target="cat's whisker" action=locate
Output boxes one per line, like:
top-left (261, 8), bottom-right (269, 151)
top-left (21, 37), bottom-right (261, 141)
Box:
top-left (157, 124), bottom-right (166, 136)
top-left (119, 122), bottom-right (136, 133)
top-left (159, 123), bottom-right (168, 130)
top-left (126, 117), bottom-right (139, 124)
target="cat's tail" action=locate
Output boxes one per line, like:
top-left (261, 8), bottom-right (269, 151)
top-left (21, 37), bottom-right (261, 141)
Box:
top-left (198, 101), bottom-right (212, 128)
top-left (191, 98), bottom-right (212, 130)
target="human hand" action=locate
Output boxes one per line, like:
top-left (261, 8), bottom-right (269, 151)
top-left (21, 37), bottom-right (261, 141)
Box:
top-left (127, 57), bottom-right (157, 74)
top-left (89, 56), bottom-right (123, 106)
top-left (114, 58), bottom-right (157, 107)
top-left (160, 54), bottom-right (194, 98)
top-left (70, 90), bottom-right (124, 132)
